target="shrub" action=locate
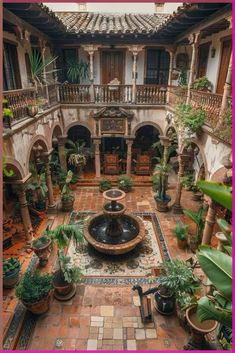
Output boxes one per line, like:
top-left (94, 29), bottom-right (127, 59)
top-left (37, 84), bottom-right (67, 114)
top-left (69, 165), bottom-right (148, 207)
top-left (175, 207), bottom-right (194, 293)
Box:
top-left (117, 175), bottom-right (133, 192)
top-left (173, 221), bottom-right (188, 241)
top-left (99, 178), bottom-right (112, 191)
top-left (192, 76), bottom-right (212, 91)
top-left (175, 103), bottom-right (205, 133)
top-left (3, 258), bottom-right (20, 276)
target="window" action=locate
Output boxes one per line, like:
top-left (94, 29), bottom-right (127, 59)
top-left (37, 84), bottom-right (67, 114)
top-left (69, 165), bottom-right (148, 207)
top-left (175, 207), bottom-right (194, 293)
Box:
top-left (145, 49), bottom-right (170, 85)
top-left (3, 42), bottom-right (21, 90)
top-left (62, 48), bottom-right (77, 82)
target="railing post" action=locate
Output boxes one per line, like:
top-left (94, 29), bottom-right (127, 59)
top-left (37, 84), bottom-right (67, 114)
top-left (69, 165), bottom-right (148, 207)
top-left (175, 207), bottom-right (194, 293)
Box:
top-left (128, 45), bottom-right (144, 104)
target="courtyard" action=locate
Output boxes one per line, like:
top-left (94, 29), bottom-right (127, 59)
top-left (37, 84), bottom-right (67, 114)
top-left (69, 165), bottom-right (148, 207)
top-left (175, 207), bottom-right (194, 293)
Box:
top-left (2, 1), bottom-right (232, 351)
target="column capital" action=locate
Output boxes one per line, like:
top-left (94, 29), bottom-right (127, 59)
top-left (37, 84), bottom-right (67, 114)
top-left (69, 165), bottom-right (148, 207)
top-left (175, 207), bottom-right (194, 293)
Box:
top-left (188, 31), bottom-right (201, 45)
top-left (92, 137), bottom-right (102, 144)
top-left (165, 45), bottom-right (176, 55)
top-left (128, 45), bottom-right (144, 56)
top-left (57, 135), bottom-right (68, 145)
top-left (82, 44), bottom-right (100, 55)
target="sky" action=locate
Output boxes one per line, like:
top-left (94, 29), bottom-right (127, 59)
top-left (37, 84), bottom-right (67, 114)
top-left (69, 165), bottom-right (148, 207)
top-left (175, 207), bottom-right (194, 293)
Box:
top-left (45, 2), bottom-right (181, 13)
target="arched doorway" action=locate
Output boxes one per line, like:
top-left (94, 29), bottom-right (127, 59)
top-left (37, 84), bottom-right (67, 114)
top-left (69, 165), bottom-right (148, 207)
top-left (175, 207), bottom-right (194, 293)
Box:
top-left (66, 125), bottom-right (94, 175)
top-left (133, 125), bottom-right (160, 154)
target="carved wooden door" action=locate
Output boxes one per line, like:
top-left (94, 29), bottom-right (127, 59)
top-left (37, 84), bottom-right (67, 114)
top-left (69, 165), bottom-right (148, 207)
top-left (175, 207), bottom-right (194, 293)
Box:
top-left (216, 39), bottom-right (232, 94)
top-left (102, 51), bottom-right (124, 84)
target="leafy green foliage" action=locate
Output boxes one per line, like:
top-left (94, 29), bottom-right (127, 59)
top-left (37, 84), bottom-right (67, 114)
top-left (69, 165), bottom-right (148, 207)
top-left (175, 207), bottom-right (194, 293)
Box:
top-left (27, 163), bottom-right (48, 201)
top-left (178, 69), bottom-right (187, 87)
top-left (3, 155), bottom-right (14, 177)
top-left (152, 141), bottom-right (177, 164)
top-left (99, 179), bottom-right (112, 191)
top-left (173, 221), bottom-right (188, 241)
top-left (61, 170), bottom-right (74, 200)
top-left (175, 103), bottom-right (205, 133)
top-left (192, 76), bottom-right (213, 91)
top-left (58, 254), bottom-right (82, 284)
top-left (3, 258), bottom-right (20, 276)
top-left (180, 173), bottom-right (194, 189)
top-left (197, 181), bottom-right (232, 211)
top-left (213, 107), bottom-right (232, 143)
top-left (183, 207), bottom-right (205, 243)
top-left (66, 59), bottom-right (89, 83)
top-left (117, 175), bottom-right (133, 192)
top-left (46, 223), bottom-right (83, 250)
top-left (16, 270), bottom-right (52, 303)
top-left (158, 258), bottom-right (200, 298)
top-left (151, 174), bottom-right (160, 192)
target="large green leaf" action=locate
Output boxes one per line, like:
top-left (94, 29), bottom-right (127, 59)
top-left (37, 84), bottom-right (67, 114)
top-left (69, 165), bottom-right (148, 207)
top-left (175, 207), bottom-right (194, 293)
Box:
top-left (197, 246), bottom-right (232, 300)
top-left (217, 219), bottom-right (232, 245)
top-left (197, 296), bottom-right (232, 328)
top-left (183, 209), bottom-right (199, 225)
top-left (197, 181), bottom-right (232, 211)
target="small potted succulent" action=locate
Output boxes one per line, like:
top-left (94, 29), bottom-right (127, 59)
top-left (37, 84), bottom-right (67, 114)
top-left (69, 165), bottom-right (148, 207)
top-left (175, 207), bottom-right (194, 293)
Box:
top-left (31, 235), bottom-right (52, 266)
top-left (173, 221), bottom-right (188, 249)
top-left (3, 257), bottom-right (21, 288)
top-left (61, 170), bottom-right (75, 211)
top-left (192, 76), bottom-right (213, 92)
top-left (46, 224), bottom-right (83, 300)
top-left (16, 270), bottom-right (52, 314)
top-left (117, 175), bottom-right (133, 193)
top-left (99, 178), bottom-right (112, 192)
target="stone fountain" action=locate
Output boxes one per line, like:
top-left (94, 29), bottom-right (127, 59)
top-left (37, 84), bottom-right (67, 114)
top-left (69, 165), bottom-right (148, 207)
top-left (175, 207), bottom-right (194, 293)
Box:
top-left (83, 189), bottom-right (145, 255)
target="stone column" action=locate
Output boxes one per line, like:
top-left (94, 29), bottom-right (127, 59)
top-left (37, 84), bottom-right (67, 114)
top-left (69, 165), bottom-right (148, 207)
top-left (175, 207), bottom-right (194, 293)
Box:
top-left (172, 153), bottom-right (186, 214)
top-left (93, 138), bottom-right (101, 178)
top-left (128, 45), bottom-right (144, 103)
top-left (186, 32), bottom-right (200, 104)
top-left (15, 184), bottom-right (33, 241)
top-left (165, 47), bottom-right (175, 103)
top-left (216, 53), bottom-right (232, 128)
top-left (43, 152), bottom-right (56, 209)
top-left (57, 135), bottom-right (67, 172)
top-left (82, 45), bottom-right (100, 103)
top-left (201, 201), bottom-right (217, 245)
top-left (126, 139), bottom-right (133, 176)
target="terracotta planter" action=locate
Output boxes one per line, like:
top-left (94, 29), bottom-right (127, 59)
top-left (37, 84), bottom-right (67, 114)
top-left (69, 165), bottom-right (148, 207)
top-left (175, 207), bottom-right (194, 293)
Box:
top-left (31, 238), bottom-right (52, 266)
top-left (27, 105), bottom-right (38, 117)
top-left (177, 238), bottom-right (188, 249)
top-left (52, 270), bottom-right (76, 301)
top-left (22, 291), bottom-right (52, 315)
top-left (154, 286), bottom-right (175, 315)
top-left (184, 306), bottom-right (217, 349)
top-left (61, 195), bottom-right (75, 212)
top-left (3, 267), bottom-right (20, 289)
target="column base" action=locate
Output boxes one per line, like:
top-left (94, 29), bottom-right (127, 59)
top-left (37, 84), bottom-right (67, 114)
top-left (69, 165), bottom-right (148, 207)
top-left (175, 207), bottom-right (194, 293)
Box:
top-left (47, 202), bottom-right (58, 214)
top-left (172, 203), bottom-right (183, 214)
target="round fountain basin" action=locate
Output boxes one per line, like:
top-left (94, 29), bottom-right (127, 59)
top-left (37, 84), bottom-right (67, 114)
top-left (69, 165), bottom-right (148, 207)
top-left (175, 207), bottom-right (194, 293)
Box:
top-left (103, 202), bottom-right (126, 217)
top-left (83, 212), bottom-right (145, 255)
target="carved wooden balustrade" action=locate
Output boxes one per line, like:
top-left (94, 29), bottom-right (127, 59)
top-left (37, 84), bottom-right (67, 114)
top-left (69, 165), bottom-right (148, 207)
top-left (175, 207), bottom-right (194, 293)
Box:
top-left (190, 89), bottom-right (223, 128)
top-left (58, 84), bottom-right (91, 103)
top-left (136, 85), bottom-right (167, 104)
top-left (94, 85), bottom-right (132, 103)
top-left (48, 84), bottom-right (58, 106)
top-left (3, 88), bottom-right (36, 123)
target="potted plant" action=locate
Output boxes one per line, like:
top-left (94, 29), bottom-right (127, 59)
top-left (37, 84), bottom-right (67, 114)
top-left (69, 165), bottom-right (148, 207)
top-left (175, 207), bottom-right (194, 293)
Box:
top-left (31, 235), bottom-right (52, 266)
top-left (154, 258), bottom-right (199, 316)
top-left (192, 76), bottom-right (213, 92)
top-left (27, 99), bottom-right (38, 117)
top-left (153, 163), bottom-right (171, 212)
top-left (151, 174), bottom-right (160, 192)
top-left (175, 104), bottom-right (205, 136)
top-left (183, 207), bottom-right (205, 253)
top-left (181, 173), bottom-right (193, 191)
top-left (16, 270), bottom-right (52, 314)
top-left (117, 175), bottom-right (133, 192)
top-left (26, 166), bottom-right (48, 211)
top-left (173, 221), bottom-right (188, 249)
top-left (61, 170), bottom-right (75, 211)
top-left (66, 139), bottom-right (93, 175)
top-left (46, 224), bottom-right (83, 300)
top-left (3, 257), bottom-right (21, 288)
top-left (99, 178), bottom-right (112, 192)
top-left (191, 184), bottom-right (203, 202)
top-left (3, 99), bottom-right (13, 129)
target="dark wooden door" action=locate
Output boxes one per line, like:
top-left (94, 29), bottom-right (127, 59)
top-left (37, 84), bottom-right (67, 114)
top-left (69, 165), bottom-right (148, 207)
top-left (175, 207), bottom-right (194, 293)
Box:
top-left (102, 51), bottom-right (124, 84)
top-left (216, 39), bottom-right (232, 94)
top-left (197, 42), bottom-right (210, 78)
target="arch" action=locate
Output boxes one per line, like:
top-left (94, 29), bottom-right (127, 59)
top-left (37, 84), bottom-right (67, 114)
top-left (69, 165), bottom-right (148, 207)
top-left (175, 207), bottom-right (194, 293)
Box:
top-left (180, 137), bottom-right (209, 179)
top-left (26, 135), bottom-right (50, 174)
top-left (4, 156), bottom-right (26, 180)
top-left (50, 123), bottom-right (63, 142)
top-left (132, 121), bottom-right (163, 136)
top-left (210, 166), bottom-right (226, 182)
top-left (65, 122), bottom-right (93, 136)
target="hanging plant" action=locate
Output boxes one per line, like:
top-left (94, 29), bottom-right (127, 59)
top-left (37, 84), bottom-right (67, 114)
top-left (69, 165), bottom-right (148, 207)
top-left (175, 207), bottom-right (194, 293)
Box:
top-left (175, 103), bottom-right (205, 134)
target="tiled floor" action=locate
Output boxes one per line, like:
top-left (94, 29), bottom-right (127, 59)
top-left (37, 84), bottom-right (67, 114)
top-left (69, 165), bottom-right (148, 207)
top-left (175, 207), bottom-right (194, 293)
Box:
top-left (3, 182), bottom-right (219, 350)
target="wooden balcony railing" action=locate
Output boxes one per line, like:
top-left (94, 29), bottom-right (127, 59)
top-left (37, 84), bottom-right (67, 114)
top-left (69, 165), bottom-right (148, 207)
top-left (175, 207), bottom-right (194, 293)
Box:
top-left (136, 85), bottom-right (167, 104)
top-left (3, 88), bottom-right (36, 123)
top-left (168, 85), bottom-right (187, 106)
top-left (58, 84), bottom-right (90, 103)
top-left (94, 85), bottom-right (132, 104)
top-left (190, 89), bottom-right (223, 128)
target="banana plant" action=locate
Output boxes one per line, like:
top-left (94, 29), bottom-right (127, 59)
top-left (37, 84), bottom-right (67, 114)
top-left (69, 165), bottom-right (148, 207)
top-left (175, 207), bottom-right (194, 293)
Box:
top-left (183, 207), bottom-right (205, 243)
top-left (197, 180), bottom-right (232, 211)
top-left (196, 245), bottom-right (232, 328)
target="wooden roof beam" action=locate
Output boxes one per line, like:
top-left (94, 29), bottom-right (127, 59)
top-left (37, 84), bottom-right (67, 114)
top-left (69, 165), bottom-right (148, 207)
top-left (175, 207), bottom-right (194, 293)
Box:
top-left (175, 4), bottom-right (231, 43)
top-left (3, 7), bottom-right (51, 42)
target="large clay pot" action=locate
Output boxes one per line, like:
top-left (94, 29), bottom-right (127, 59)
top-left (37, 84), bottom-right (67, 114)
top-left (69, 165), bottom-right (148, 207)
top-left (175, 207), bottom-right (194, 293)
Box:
top-left (3, 267), bottom-right (20, 289)
top-left (61, 195), bottom-right (75, 212)
top-left (22, 291), bottom-right (52, 315)
top-left (154, 286), bottom-right (175, 315)
top-left (184, 306), bottom-right (217, 350)
top-left (154, 195), bottom-right (171, 212)
top-left (52, 270), bottom-right (76, 301)
top-left (31, 238), bottom-right (52, 266)
top-left (177, 238), bottom-right (188, 249)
